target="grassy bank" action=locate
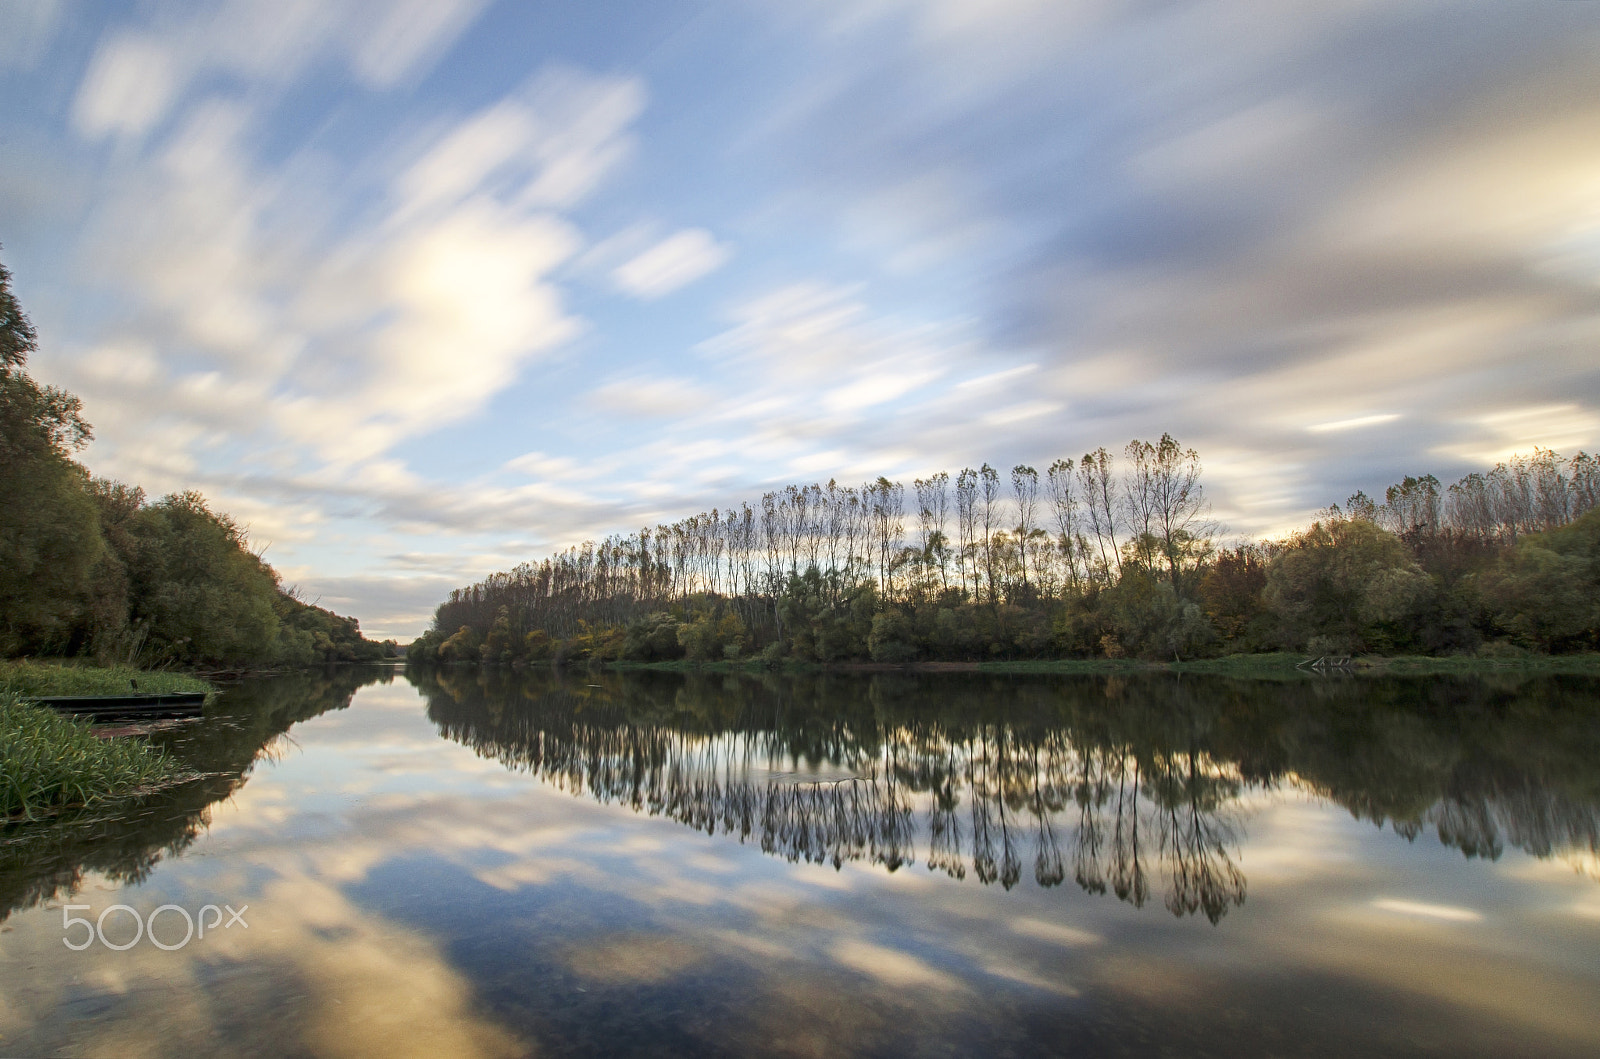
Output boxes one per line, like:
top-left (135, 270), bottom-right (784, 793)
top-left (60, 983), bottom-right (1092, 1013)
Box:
top-left (0, 691), bottom-right (191, 821)
top-left (0, 660), bottom-right (212, 698)
top-left (0, 662), bottom-right (212, 821)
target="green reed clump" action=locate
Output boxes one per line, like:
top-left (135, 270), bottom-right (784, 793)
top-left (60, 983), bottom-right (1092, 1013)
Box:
top-left (1, 692), bottom-right (185, 820)
top-left (0, 660), bottom-right (211, 699)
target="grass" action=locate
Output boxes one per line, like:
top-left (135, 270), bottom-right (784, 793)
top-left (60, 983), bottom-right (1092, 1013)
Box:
top-left (1, 691), bottom-right (190, 821)
top-left (0, 659), bottom-right (212, 698)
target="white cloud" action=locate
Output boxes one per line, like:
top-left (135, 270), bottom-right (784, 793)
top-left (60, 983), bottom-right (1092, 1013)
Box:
top-left (71, 32), bottom-right (180, 140)
top-left (1432, 404), bottom-right (1600, 465)
top-left (66, 62), bottom-right (647, 471)
top-left (349, 204), bottom-right (583, 457)
top-left (589, 375), bottom-right (712, 418)
top-left (1307, 414), bottom-right (1401, 434)
top-left (69, 1), bottom-right (492, 146)
top-left (350, 0), bottom-right (489, 89)
top-left (612, 228), bottom-right (731, 298)
top-left (394, 68), bottom-right (644, 219)
top-left (504, 451), bottom-right (580, 479)
top-left (27, 53), bottom-right (664, 637)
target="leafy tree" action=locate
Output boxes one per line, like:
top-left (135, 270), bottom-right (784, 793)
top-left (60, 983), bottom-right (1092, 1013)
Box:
top-left (0, 260), bottom-right (104, 656)
top-left (1482, 507), bottom-right (1600, 651)
top-left (1263, 517), bottom-right (1432, 654)
top-left (119, 492), bottom-right (283, 666)
top-left (438, 625), bottom-right (482, 663)
top-left (0, 255), bottom-right (38, 371)
top-left (0, 257), bottom-right (386, 668)
top-left (1198, 547), bottom-right (1269, 651)
top-left (868, 609), bottom-right (917, 662)
top-left (482, 606), bottom-right (518, 663)
top-left (1099, 566), bottom-right (1215, 661)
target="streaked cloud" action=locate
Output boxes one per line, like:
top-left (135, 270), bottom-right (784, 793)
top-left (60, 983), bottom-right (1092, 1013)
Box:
top-left (1307, 414), bottom-right (1401, 434)
top-left (613, 228), bottom-right (731, 298)
top-left (3, 0), bottom-right (1599, 635)
top-left (71, 32), bottom-right (180, 140)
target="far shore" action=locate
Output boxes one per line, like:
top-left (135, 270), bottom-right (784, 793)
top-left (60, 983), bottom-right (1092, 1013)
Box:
top-left (408, 651), bottom-right (1600, 678)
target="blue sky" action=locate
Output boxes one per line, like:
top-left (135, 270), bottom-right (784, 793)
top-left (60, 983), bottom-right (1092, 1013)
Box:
top-left (3, 0), bottom-right (1599, 638)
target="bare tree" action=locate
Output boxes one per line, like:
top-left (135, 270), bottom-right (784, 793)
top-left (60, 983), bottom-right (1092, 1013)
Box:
top-left (914, 472), bottom-right (952, 593)
top-left (1379, 475), bottom-right (1441, 538)
top-left (1011, 465), bottom-right (1040, 590)
top-left (1078, 448), bottom-right (1121, 582)
top-left (1123, 439), bottom-right (1161, 571)
top-left (955, 468), bottom-right (978, 600)
top-left (1570, 451), bottom-right (1599, 517)
top-left (979, 464), bottom-right (1001, 601)
top-left (868, 477), bottom-right (905, 599)
top-left (928, 471), bottom-right (950, 590)
top-left (1046, 458), bottom-right (1084, 592)
top-left (760, 492), bottom-right (781, 592)
top-left (1144, 434), bottom-right (1212, 587)
top-left (822, 479), bottom-right (844, 576)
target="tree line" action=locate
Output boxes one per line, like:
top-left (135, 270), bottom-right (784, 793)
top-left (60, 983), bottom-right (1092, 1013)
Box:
top-left (0, 256), bottom-right (393, 668)
top-left (412, 426), bottom-right (1600, 664)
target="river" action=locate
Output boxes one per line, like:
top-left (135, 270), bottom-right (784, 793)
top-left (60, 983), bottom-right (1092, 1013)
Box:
top-left (2, 666), bottom-right (1597, 1056)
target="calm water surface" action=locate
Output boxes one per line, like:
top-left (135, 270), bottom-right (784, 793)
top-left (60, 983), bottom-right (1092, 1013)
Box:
top-left (2, 666), bottom-right (1598, 1057)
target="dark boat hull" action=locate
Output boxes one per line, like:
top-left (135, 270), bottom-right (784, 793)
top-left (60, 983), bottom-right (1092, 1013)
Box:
top-left (29, 693), bottom-right (208, 721)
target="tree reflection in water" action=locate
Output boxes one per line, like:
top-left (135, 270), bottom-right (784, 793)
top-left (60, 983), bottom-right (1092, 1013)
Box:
top-left (415, 670), bottom-right (1257, 921)
top-left (413, 668), bottom-right (1600, 923)
top-left (0, 666), bottom-right (394, 922)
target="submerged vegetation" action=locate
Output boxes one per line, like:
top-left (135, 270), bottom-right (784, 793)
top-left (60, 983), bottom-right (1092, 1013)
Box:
top-left (412, 436), bottom-right (1600, 667)
top-left (0, 256), bottom-right (394, 668)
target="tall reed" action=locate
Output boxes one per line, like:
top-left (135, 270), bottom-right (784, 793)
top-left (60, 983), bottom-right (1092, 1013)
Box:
top-left (1, 692), bottom-right (185, 820)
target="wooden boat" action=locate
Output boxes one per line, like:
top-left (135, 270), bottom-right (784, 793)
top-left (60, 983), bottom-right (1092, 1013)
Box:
top-left (28, 692), bottom-right (208, 721)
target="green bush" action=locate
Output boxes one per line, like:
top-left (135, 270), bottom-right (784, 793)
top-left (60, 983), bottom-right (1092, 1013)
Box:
top-left (1483, 508), bottom-right (1600, 651)
top-left (868, 610), bottom-right (917, 662)
top-left (1264, 518), bottom-right (1432, 654)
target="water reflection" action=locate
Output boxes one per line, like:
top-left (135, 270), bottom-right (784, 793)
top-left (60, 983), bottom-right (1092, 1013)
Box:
top-left (2, 667), bottom-right (1598, 1056)
top-left (411, 669), bottom-right (1600, 922)
top-left (417, 669), bottom-right (1600, 918)
top-left (5, 665), bottom-right (1597, 929)
top-left (0, 665), bottom-right (396, 922)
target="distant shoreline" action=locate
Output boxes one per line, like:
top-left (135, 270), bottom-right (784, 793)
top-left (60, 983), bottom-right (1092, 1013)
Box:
top-left (408, 651), bottom-right (1600, 678)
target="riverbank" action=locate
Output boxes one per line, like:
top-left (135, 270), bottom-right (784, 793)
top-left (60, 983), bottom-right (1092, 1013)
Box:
top-left (419, 651), bottom-right (1600, 678)
top-left (0, 662), bottom-right (210, 821)
top-left (0, 660), bottom-right (213, 698)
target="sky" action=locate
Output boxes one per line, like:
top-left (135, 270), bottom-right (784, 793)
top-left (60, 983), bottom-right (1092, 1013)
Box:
top-left (2, 0), bottom-right (1599, 640)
